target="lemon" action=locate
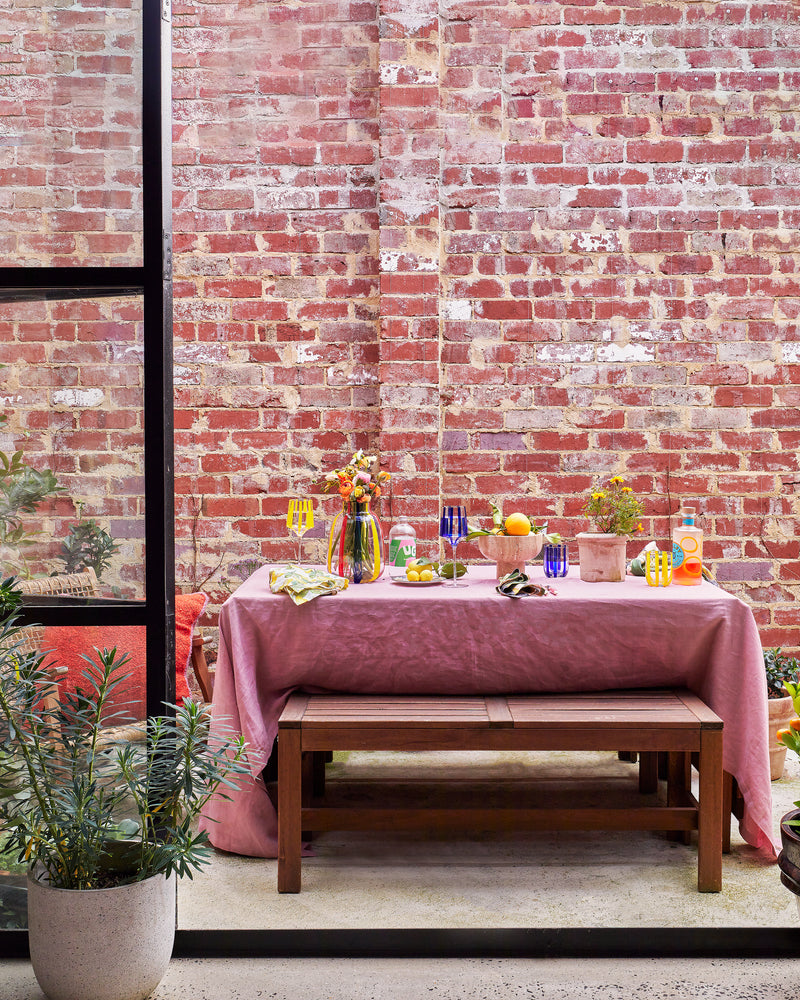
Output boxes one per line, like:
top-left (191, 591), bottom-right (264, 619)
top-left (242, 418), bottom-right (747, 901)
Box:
top-left (419, 568), bottom-right (434, 582)
top-left (406, 569), bottom-right (420, 581)
top-left (504, 512), bottom-right (531, 536)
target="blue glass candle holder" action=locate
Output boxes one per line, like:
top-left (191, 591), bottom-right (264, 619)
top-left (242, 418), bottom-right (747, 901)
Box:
top-left (543, 543), bottom-right (568, 578)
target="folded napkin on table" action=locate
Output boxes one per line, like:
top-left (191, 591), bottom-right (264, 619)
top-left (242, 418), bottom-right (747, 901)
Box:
top-left (496, 569), bottom-right (551, 599)
top-left (269, 566), bottom-right (349, 605)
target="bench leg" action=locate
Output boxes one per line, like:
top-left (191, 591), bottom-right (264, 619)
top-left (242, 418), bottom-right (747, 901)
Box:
top-left (278, 727), bottom-right (303, 893)
top-left (697, 727), bottom-right (723, 892)
top-left (666, 752), bottom-right (691, 844)
top-left (638, 751), bottom-right (658, 794)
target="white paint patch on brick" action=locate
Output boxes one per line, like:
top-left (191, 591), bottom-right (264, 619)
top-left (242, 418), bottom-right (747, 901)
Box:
top-left (177, 343), bottom-right (228, 364)
top-left (575, 232), bottom-right (616, 253)
top-left (380, 64), bottom-right (401, 85)
top-left (52, 388), bottom-right (104, 407)
top-left (444, 299), bottom-right (471, 320)
top-left (417, 257), bottom-right (438, 271)
top-left (538, 344), bottom-right (594, 362)
top-left (380, 250), bottom-right (401, 273)
top-left (388, 0), bottom-right (437, 34)
top-left (783, 343), bottom-right (800, 362)
top-left (173, 365), bottom-right (197, 384)
top-left (296, 344), bottom-right (320, 364)
top-left (597, 343), bottom-right (655, 363)
top-left (629, 324), bottom-right (659, 341)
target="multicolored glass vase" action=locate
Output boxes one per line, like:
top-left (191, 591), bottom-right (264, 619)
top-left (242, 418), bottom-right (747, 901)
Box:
top-left (326, 499), bottom-right (384, 583)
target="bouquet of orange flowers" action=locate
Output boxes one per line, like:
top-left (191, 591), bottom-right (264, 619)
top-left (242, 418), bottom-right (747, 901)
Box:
top-left (323, 449), bottom-right (390, 504)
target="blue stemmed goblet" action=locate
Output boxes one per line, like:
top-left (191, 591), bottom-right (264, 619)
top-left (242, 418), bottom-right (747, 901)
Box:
top-left (439, 504), bottom-right (468, 588)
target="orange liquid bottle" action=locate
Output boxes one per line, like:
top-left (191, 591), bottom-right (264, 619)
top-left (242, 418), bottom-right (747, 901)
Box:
top-left (671, 506), bottom-right (703, 586)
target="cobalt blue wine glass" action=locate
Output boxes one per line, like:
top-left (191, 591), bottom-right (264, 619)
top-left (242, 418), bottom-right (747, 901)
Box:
top-left (439, 504), bottom-right (468, 587)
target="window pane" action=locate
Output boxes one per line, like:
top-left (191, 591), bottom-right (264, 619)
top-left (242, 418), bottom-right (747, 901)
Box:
top-left (0, 295), bottom-right (145, 599)
top-left (0, 0), bottom-right (142, 267)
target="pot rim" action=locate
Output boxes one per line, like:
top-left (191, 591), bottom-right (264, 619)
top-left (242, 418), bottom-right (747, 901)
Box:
top-left (575, 531), bottom-right (629, 541)
top-left (27, 867), bottom-right (175, 894)
top-left (779, 808), bottom-right (800, 843)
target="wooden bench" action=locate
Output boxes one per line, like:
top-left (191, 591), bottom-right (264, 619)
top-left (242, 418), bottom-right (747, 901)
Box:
top-left (277, 688), bottom-right (724, 894)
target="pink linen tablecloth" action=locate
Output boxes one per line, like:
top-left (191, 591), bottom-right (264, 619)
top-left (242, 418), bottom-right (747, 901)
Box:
top-left (200, 565), bottom-right (776, 859)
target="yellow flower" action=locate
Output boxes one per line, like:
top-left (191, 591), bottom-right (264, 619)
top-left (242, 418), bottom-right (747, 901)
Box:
top-left (592, 491), bottom-right (604, 500)
top-left (622, 486), bottom-right (632, 492)
top-left (636, 523), bottom-right (643, 532)
top-left (610, 475), bottom-right (624, 483)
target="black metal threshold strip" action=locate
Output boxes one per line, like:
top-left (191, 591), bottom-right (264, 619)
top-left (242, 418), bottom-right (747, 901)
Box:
top-left (4, 927), bottom-right (798, 960)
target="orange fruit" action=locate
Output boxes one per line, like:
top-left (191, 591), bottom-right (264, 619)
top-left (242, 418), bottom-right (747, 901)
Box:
top-left (504, 512), bottom-right (531, 536)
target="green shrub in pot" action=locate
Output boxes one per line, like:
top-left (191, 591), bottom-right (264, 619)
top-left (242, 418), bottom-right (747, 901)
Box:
top-left (764, 647), bottom-right (800, 699)
top-left (0, 612), bottom-right (249, 888)
top-left (0, 609), bottom-right (250, 1000)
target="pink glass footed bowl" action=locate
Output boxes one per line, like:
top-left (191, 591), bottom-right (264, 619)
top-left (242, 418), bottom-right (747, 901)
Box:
top-left (476, 532), bottom-right (544, 579)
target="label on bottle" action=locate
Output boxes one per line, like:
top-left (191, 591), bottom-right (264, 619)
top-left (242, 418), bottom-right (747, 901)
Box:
top-left (672, 530), bottom-right (702, 585)
top-left (389, 536), bottom-right (416, 567)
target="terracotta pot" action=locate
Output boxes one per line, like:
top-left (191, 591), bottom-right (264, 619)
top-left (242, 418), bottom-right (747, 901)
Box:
top-left (768, 695), bottom-right (796, 780)
top-left (576, 532), bottom-right (627, 583)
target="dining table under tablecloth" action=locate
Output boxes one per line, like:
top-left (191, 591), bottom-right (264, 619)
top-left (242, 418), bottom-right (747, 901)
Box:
top-left (199, 564), bottom-right (777, 860)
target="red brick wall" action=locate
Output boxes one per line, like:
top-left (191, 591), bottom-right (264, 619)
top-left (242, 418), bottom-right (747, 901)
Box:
top-left (172, 0), bottom-right (800, 651)
top-left (3, 0), bottom-right (798, 652)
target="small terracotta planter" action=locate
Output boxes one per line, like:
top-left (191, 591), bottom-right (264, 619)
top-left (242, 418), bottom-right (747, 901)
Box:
top-left (576, 532), bottom-right (627, 583)
top-left (768, 695), bottom-right (796, 780)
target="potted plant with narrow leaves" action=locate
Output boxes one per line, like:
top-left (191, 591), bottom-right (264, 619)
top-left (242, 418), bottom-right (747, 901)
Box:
top-left (0, 610), bottom-right (249, 1000)
top-left (764, 648), bottom-right (799, 780)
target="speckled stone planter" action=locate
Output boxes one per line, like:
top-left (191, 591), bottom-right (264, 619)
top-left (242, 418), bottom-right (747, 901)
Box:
top-left (27, 870), bottom-right (176, 1000)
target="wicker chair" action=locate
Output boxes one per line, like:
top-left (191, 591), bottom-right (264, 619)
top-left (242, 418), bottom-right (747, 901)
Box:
top-left (14, 569), bottom-right (100, 713)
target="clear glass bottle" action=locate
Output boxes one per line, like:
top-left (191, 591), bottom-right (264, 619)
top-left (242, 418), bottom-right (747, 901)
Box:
top-left (387, 514), bottom-right (416, 571)
top-left (672, 505), bottom-right (703, 586)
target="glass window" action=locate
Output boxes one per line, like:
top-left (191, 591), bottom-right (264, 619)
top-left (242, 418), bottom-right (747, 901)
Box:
top-left (0, 295), bottom-right (145, 599)
top-left (2, 0), bottom-right (142, 267)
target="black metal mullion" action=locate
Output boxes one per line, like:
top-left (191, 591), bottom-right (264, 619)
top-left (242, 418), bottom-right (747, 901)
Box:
top-left (142, 0), bottom-right (174, 717)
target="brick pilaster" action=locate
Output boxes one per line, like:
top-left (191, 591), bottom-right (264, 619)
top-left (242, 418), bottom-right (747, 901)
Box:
top-left (377, 0), bottom-right (442, 544)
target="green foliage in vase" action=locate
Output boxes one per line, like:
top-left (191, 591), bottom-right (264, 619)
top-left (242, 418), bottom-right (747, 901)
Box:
top-left (0, 614), bottom-right (250, 890)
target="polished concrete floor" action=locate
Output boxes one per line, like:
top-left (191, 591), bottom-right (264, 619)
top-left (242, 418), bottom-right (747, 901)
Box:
top-left (3, 748), bottom-right (800, 998)
top-left (180, 747), bottom-right (799, 929)
top-left (3, 955), bottom-right (800, 999)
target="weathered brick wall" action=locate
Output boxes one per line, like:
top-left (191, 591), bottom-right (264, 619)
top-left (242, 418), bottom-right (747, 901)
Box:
top-left (172, 0), bottom-right (800, 651)
top-left (2, 0), bottom-right (798, 653)
top-left (171, 0), bottom-right (382, 590)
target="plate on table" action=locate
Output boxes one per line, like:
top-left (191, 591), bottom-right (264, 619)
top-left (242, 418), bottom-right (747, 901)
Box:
top-left (389, 575), bottom-right (444, 587)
